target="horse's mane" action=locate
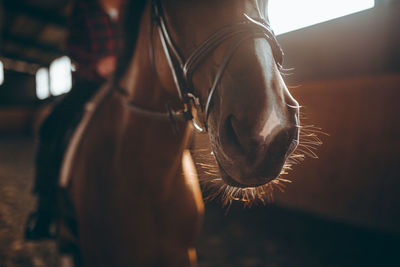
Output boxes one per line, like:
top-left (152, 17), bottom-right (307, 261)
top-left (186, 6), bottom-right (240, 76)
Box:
top-left (112, 0), bottom-right (147, 86)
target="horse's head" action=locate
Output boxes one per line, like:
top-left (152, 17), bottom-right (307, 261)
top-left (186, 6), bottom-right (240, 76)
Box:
top-left (153, 0), bottom-right (299, 189)
top-left (119, 0), bottom-right (306, 204)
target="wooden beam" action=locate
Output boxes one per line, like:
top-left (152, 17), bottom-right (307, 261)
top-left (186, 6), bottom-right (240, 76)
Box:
top-left (1, 53), bottom-right (49, 68)
top-left (3, 33), bottom-right (65, 55)
top-left (3, 1), bottom-right (67, 28)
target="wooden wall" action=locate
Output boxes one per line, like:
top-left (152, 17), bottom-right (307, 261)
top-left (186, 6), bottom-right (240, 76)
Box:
top-left (265, 1), bottom-right (400, 233)
top-left (277, 2), bottom-right (400, 83)
top-left (274, 74), bottom-right (400, 233)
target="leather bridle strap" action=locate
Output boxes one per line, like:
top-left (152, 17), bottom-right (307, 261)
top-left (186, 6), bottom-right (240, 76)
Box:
top-left (183, 17), bottom-right (283, 91)
top-left (152, 0), bottom-right (186, 100)
top-left (204, 33), bottom-right (262, 129)
top-left (151, 0), bottom-right (284, 132)
top-left (121, 0), bottom-right (284, 132)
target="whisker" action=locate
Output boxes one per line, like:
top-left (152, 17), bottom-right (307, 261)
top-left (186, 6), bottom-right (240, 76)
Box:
top-left (280, 67), bottom-right (295, 72)
top-left (286, 104), bottom-right (300, 109)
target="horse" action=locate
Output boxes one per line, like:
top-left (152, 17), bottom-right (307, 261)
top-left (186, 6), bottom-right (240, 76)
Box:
top-left (57, 0), bottom-right (301, 265)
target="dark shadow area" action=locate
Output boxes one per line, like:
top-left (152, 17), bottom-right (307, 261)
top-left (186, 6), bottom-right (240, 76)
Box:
top-left (198, 201), bottom-right (400, 267)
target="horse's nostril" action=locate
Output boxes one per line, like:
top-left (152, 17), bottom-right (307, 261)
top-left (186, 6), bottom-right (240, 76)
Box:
top-left (286, 139), bottom-right (299, 157)
top-left (224, 115), bottom-right (245, 154)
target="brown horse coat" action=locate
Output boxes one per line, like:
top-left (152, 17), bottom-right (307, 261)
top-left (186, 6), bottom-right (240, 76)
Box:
top-left (59, 1), bottom-right (204, 263)
top-left (60, 82), bottom-right (203, 266)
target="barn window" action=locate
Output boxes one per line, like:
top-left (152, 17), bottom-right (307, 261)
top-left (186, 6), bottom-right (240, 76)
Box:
top-left (0, 61), bottom-right (4, 86)
top-left (49, 56), bottom-right (72, 96)
top-left (268, 0), bottom-right (375, 35)
top-left (36, 68), bottom-right (50, 100)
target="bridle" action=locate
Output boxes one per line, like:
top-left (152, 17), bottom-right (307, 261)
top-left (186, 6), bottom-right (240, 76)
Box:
top-left (124, 0), bottom-right (284, 133)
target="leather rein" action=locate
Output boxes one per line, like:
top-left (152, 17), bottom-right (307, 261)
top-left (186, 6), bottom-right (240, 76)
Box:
top-left (122, 0), bottom-right (284, 133)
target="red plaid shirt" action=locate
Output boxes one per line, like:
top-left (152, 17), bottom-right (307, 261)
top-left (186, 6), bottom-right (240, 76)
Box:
top-left (67, 0), bottom-right (121, 83)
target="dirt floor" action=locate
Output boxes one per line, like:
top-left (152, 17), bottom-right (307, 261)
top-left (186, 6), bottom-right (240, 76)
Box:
top-left (0, 137), bottom-right (57, 267)
top-left (0, 136), bottom-right (399, 267)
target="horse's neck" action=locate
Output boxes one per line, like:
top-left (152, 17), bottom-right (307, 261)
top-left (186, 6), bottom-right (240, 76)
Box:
top-left (116, 4), bottom-right (190, 197)
top-left (116, 108), bottom-right (190, 197)
top-left (119, 0), bottom-right (181, 111)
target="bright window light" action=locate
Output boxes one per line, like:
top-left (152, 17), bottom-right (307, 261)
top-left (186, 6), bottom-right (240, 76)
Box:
top-left (0, 61), bottom-right (4, 86)
top-left (268, 0), bottom-right (375, 35)
top-left (50, 56), bottom-right (72, 96)
top-left (36, 68), bottom-right (50, 100)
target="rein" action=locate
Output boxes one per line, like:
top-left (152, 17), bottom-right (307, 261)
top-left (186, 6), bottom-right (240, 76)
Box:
top-left (121, 0), bottom-right (284, 133)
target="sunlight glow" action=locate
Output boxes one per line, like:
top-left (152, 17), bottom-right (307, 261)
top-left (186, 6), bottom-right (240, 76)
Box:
top-left (0, 61), bottom-right (4, 86)
top-left (268, 0), bottom-right (375, 35)
top-left (36, 68), bottom-right (50, 100)
top-left (50, 56), bottom-right (72, 96)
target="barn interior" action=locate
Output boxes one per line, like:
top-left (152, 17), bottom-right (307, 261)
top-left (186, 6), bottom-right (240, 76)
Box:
top-left (0, 0), bottom-right (399, 266)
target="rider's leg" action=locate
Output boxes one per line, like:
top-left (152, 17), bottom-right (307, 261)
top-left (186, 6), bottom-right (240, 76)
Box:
top-left (26, 81), bottom-right (101, 240)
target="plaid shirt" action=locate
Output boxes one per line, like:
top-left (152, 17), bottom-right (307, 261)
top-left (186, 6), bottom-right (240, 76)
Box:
top-left (67, 0), bottom-right (121, 83)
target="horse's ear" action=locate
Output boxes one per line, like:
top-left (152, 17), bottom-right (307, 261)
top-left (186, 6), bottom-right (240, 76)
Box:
top-left (112, 0), bottom-right (148, 85)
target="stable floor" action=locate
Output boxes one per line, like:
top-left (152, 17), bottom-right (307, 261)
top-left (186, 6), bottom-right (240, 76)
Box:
top-left (0, 136), bottom-right (398, 267)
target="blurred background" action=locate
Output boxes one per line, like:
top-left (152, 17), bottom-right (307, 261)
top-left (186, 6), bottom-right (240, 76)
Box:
top-left (0, 0), bottom-right (399, 266)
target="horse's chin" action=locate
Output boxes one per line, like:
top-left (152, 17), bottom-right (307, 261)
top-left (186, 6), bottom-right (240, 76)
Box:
top-left (217, 162), bottom-right (262, 188)
top-left (198, 150), bottom-right (291, 207)
top-left (214, 151), bottom-right (285, 189)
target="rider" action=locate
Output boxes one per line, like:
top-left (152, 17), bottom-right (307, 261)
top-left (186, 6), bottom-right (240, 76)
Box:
top-left (25, 0), bottom-right (122, 240)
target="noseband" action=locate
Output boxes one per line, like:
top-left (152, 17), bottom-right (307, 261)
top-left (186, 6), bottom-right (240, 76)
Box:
top-left (124, 0), bottom-right (284, 133)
